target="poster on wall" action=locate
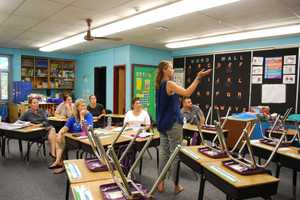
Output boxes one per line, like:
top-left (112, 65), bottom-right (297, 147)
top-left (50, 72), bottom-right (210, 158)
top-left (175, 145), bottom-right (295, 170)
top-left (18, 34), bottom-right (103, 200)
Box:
top-left (173, 68), bottom-right (185, 87)
top-left (284, 55), bottom-right (297, 65)
top-left (132, 64), bottom-right (157, 120)
top-left (262, 84), bottom-right (286, 103)
top-left (283, 75), bottom-right (296, 84)
top-left (264, 57), bottom-right (282, 79)
top-left (185, 55), bottom-right (213, 115)
top-left (252, 57), bottom-right (264, 65)
top-left (283, 65), bottom-right (296, 74)
top-left (214, 52), bottom-right (251, 115)
top-left (252, 66), bottom-right (263, 75)
top-left (252, 75), bottom-right (262, 84)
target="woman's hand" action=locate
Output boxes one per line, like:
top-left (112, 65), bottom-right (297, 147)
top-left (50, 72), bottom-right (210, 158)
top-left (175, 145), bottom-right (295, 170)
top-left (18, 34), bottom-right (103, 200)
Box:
top-left (79, 110), bottom-right (87, 121)
top-left (197, 69), bottom-right (212, 80)
top-left (97, 113), bottom-right (105, 120)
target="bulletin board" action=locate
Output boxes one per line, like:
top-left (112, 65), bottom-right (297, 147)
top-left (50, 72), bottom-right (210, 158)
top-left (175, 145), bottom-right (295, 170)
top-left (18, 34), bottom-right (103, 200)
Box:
top-left (173, 57), bottom-right (185, 68)
top-left (173, 57), bottom-right (185, 87)
top-left (213, 52), bottom-right (251, 116)
top-left (185, 55), bottom-right (213, 115)
top-left (251, 48), bottom-right (299, 114)
top-left (132, 64), bottom-right (157, 120)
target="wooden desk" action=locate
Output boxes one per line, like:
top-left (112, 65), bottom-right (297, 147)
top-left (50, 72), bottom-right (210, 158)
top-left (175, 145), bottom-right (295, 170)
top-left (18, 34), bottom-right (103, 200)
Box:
top-left (48, 116), bottom-right (67, 131)
top-left (64, 132), bottom-right (132, 159)
top-left (183, 123), bottom-right (229, 146)
top-left (104, 114), bottom-right (125, 126)
top-left (177, 145), bottom-right (279, 200)
top-left (0, 124), bottom-right (46, 161)
top-left (71, 179), bottom-right (114, 200)
top-left (201, 161), bottom-right (278, 199)
top-left (64, 159), bottom-right (116, 200)
top-left (251, 140), bottom-right (300, 199)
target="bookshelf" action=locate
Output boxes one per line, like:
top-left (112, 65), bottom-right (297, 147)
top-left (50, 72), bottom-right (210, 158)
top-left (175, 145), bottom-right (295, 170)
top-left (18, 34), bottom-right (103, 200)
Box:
top-left (21, 56), bottom-right (75, 92)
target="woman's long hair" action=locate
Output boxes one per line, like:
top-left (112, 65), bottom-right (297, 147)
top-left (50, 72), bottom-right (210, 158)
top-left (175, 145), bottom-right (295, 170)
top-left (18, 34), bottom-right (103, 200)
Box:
top-left (73, 99), bottom-right (86, 121)
top-left (155, 60), bottom-right (171, 90)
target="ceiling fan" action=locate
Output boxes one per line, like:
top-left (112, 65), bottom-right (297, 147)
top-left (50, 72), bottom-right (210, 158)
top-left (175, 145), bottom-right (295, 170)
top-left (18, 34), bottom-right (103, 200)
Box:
top-left (84, 18), bottom-right (122, 42)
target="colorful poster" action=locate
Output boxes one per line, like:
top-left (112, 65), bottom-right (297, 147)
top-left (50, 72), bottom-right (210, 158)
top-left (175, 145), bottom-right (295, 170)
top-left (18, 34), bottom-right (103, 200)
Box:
top-left (264, 57), bottom-right (282, 79)
top-left (136, 78), bottom-right (142, 90)
top-left (283, 75), bottom-right (296, 84)
top-left (284, 55), bottom-right (296, 65)
top-left (173, 68), bottom-right (184, 87)
top-left (262, 84), bottom-right (286, 103)
top-left (252, 66), bottom-right (263, 75)
top-left (252, 57), bottom-right (263, 65)
top-left (283, 65), bottom-right (296, 74)
top-left (252, 75), bottom-right (262, 84)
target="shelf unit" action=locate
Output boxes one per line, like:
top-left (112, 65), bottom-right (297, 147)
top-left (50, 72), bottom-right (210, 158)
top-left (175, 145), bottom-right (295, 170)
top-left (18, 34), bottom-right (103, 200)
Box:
top-left (21, 56), bottom-right (75, 94)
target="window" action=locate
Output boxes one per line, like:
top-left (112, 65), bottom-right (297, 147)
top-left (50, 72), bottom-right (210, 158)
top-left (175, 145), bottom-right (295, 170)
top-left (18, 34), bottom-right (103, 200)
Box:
top-left (0, 56), bottom-right (9, 100)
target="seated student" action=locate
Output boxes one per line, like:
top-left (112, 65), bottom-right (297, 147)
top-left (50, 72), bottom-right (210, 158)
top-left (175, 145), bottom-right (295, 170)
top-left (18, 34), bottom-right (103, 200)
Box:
top-left (87, 95), bottom-right (106, 126)
top-left (181, 97), bottom-right (205, 126)
top-left (124, 97), bottom-right (151, 130)
top-left (49, 99), bottom-right (93, 174)
top-left (54, 95), bottom-right (75, 118)
top-left (19, 97), bottom-right (56, 158)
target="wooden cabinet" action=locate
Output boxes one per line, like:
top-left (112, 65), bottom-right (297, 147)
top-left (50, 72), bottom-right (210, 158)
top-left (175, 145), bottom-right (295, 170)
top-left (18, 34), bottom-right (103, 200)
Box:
top-left (21, 56), bottom-right (75, 92)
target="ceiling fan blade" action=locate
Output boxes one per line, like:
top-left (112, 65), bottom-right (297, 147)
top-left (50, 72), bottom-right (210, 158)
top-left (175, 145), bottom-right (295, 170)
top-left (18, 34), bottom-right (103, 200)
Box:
top-left (93, 36), bottom-right (122, 41)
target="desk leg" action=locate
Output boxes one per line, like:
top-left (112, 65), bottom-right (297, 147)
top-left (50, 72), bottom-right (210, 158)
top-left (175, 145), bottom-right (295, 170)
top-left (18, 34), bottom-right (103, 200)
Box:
top-left (66, 178), bottom-right (70, 200)
top-left (275, 163), bottom-right (281, 178)
top-left (175, 161), bottom-right (181, 186)
top-left (18, 139), bottom-right (23, 159)
top-left (1, 137), bottom-right (5, 158)
top-left (292, 169), bottom-right (297, 199)
top-left (139, 156), bottom-right (143, 175)
top-left (198, 174), bottom-right (206, 200)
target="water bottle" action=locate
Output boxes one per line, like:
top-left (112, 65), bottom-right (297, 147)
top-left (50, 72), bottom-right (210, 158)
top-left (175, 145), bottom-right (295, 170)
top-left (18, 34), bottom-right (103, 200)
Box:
top-left (107, 116), bottom-right (112, 128)
top-left (183, 117), bottom-right (187, 125)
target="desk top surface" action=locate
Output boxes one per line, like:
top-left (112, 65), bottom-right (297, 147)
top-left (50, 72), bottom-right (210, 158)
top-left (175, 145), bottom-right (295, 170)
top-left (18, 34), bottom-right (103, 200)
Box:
top-left (227, 116), bottom-right (257, 122)
top-left (266, 129), bottom-right (298, 136)
top-left (105, 114), bottom-right (125, 118)
top-left (181, 145), bottom-right (228, 163)
top-left (48, 116), bottom-right (67, 122)
top-left (251, 140), bottom-right (300, 160)
top-left (0, 123), bottom-right (45, 133)
top-left (183, 123), bottom-right (229, 134)
top-left (71, 179), bottom-right (114, 200)
top-left (202, 161), bottom-right (279, 188)
top-left (65, 127), bottom-right (159, 146)
top-left (64, 159), bottom-right (114, 184)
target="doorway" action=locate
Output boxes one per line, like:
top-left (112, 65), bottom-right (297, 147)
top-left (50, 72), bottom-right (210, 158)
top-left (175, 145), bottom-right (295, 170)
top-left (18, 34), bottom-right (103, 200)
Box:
top-left (94, 67), bottom-right (106, 108)
top-left (113, 65), bottom-right (126, 114)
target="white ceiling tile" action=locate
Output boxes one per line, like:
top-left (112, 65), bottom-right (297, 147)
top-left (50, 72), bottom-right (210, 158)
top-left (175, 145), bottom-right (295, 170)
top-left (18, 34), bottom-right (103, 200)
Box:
top-left (48, 0), bottom-right (75, 5)
top-left (48, 5), bottom-right (98, 26)
top-left (71, 0), bottom-right (130, 12)
top-left (14, 0), bottom-right (65, 19)
top-left (0, 0), bottom-right (24, 13)
top-left (1, 15), bottom-right (40, 30)
top-left (0, 12), bottom-right (9, 24)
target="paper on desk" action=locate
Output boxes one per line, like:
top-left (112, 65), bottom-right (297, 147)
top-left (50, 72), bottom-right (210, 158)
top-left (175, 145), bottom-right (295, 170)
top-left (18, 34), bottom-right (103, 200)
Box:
top-left (262, 84), bottom-right (286, 103)
top-left (209, 165), bottom-right (238, 183)
top-left (181, 148), bottom-right (201, 160)
top-left (66, 163), bottom-right (81, 179)
top-left (74, 186), bottom-right (93, 200)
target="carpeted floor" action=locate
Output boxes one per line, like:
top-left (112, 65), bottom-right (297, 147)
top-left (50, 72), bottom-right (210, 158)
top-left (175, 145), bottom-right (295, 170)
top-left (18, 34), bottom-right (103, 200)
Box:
top-left (0, 140), bottom-right (299, 200)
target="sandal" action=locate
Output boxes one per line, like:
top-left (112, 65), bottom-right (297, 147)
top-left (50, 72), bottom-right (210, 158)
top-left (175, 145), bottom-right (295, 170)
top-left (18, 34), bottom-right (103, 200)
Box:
top-left (48, 163), bottom-right (63, 169)
top-left (53, 167), bottom-right (65, 174)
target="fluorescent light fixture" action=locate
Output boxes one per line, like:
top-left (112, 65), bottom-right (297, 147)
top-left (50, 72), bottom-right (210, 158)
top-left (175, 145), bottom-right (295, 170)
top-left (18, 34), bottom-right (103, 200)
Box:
top-left (39, 0), bottom-right (239, 52)
top-left (166, 24), bottom-right (300, 48)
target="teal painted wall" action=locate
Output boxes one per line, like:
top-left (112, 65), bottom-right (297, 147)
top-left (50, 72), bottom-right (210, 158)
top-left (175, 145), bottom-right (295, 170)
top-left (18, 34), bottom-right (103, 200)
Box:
top-left (171, 35), bottom-right (300, 57)
top-left (75, 45), bottom-right (130, 110)
top-left (75, 45), bottom-right (171, 111)
top-left (0, 48), bottom-right (75, 82)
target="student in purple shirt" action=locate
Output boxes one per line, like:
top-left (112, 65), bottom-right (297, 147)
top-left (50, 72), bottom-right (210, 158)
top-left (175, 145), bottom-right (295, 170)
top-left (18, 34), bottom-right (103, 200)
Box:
top-left (49, 99), bottom-right (93, 174)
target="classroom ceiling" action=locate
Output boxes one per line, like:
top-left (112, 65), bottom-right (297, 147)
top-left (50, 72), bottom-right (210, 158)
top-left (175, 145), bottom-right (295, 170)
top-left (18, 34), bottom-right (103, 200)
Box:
top-left (0, 0), bottom-right (299, 54)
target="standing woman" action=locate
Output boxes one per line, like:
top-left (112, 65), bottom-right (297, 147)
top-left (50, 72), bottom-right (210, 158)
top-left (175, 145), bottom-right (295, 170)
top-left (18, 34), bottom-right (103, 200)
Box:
top-left (156, 60), bottom-right (211, 193)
